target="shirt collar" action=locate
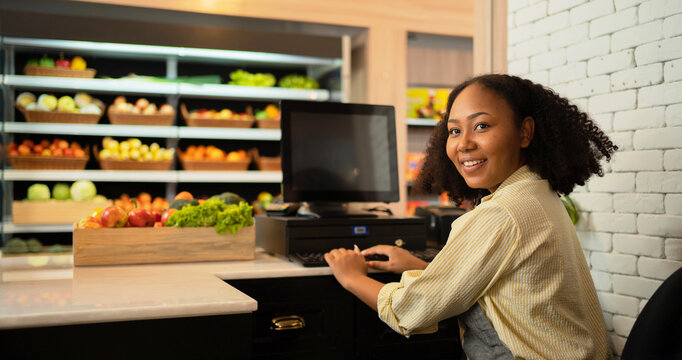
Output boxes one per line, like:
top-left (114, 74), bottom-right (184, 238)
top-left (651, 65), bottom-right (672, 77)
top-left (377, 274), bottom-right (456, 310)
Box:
top-left (480, 165), bottom-right (540, 203)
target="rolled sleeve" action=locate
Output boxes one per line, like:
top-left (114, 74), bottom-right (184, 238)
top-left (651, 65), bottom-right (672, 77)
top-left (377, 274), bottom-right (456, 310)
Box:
top-left (376, 202), bottom-right (520, 337)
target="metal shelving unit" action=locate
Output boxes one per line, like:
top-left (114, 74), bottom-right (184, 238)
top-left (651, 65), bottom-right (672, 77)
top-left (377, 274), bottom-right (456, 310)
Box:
top-left (1, 36), bottom-right (340, 235)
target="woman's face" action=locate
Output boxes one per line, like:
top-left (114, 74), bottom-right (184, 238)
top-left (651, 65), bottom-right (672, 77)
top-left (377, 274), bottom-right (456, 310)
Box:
top-left (446, 83), bottom-right (533, 193)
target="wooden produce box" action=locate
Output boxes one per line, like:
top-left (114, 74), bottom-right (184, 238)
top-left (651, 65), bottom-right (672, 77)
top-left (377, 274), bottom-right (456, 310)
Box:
top-left (73, 225), bottom-right (255, 266)
top-left (12, 200), bottom-right (112, 224)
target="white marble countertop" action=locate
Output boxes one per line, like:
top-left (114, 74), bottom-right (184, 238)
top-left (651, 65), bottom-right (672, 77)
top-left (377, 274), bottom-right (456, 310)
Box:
top-left (0, 250), bottom-right (333, 330)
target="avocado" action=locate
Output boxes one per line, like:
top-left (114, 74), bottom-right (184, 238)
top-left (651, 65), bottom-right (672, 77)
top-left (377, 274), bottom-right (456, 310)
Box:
top-left (210, 192), bottom-right (245, 205)
top-left (170, 198), bottom-right (199, 210)
top-left (26, 238), bottom-right (43, 253)
top-left (3, 238), bottom-right (28, 255)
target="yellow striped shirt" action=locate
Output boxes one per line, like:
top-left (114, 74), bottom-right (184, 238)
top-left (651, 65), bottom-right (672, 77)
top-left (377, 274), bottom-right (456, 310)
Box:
top-left (378, 165), bottom-right (610, 359)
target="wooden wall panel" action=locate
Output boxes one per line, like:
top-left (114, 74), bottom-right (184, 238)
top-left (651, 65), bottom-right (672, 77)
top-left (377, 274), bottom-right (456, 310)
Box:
top-left (407, 46), bottom-right (474, 87)
top-left (74, 0), bottom-right (474, 37)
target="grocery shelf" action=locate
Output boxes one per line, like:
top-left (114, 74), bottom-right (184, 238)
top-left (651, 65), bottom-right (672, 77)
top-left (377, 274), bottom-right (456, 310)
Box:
top-left (2, 222), bottom-right (73, 233)
top-left (406, 118), bottom-right (439, 126)
top-left (2, 170), bottom-right (283, 183)
top-left (4, 37), bottom-right (340, 67)
top-left (177, 83), bottom-right (329, 101)
top-left (3, 170), bottom-right (178, 182)
top-left (178, 126), bottom-right (280, 140)
top-left (3, 122), bottom-right (281, 141)
top-left (4, 75), bottom-right (178, 95)
top-left (3, 122), bottom-right (178, 138)
top-left (4, 75), bottom-right (330, 101)
top-left (177, 171), bottom-right (282, 183)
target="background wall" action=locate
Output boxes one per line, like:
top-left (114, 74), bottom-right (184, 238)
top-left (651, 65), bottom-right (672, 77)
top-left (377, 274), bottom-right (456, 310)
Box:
top-left (507, 0), bottom-right (682, 356)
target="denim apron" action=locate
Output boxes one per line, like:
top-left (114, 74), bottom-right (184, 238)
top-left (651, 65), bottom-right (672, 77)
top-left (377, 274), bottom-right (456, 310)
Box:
top-left (458, 303), bottom-right (514, 360)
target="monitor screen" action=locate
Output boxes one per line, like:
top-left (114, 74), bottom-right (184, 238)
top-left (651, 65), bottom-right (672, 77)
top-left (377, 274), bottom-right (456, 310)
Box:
top-left (280, 100), bottom-right (399, 204)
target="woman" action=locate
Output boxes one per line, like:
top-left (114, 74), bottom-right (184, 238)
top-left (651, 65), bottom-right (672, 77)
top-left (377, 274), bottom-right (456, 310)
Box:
top-left (324, 74), bottom-right (616, 359)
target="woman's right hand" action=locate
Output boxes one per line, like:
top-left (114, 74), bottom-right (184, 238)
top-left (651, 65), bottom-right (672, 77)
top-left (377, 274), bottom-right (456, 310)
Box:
top-left (361, 245), bottom-right (429, 273)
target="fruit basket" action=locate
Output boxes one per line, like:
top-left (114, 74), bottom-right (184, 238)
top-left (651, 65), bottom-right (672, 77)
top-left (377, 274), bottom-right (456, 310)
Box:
top-left (8, 148), bottom-right (90, 170)
top-left (13, 199), bottom-right (112, 225)
top-left (255, 118), bottom-right (280, 129)
top-left (95, 146), bottom-right (172, 171)
top-left (73, 225), bottom-right (255, 266)
top-left (24, 65), bottom-right (97, 78)
top-left (249, 148), bottom-right (281, 171)
top-left (181, 103), bottom-right (255, 128)
top-left (179, 152), bottom-right (251, 171)
top-left (17, 105), bottom-right (103, 124)
top-left (107, 106), bottom-right (175, 126)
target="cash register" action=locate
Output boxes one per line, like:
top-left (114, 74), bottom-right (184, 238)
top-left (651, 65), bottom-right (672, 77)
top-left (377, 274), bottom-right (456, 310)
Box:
top-left (256, 100), bottom-right (438, 266)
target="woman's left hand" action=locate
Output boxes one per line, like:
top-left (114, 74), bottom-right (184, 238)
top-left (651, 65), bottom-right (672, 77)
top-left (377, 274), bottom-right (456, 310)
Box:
top-left (325, 246), bottom-right (368, 289)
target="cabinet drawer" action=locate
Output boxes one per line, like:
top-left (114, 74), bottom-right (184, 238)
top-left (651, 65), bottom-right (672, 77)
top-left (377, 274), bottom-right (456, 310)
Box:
top-left (229, 276), bottom-right (354, 359)
top-left (355, 273), bottom-right (463, 360)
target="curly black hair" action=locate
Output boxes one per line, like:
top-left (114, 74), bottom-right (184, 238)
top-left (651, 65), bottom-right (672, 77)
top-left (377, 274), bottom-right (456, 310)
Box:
top-left (413, 74), bottom-right (618, 204)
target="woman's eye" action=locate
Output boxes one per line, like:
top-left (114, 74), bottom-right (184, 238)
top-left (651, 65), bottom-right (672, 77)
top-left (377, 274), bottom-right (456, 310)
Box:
top-left (475, 123), bottom-right (489, 130)
top-left (448, 128), bottom-right (460, 135)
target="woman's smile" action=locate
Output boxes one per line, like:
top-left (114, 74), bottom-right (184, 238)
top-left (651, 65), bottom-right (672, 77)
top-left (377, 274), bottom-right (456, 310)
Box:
top-left (446, 83), bottom-right (533, 193)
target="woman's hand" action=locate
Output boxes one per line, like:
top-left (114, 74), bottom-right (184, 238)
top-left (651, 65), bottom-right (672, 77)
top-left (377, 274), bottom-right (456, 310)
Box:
top-left (324, 246), bottom-right (368, 289)
top-left (362, 245), bottom-right (428, 273)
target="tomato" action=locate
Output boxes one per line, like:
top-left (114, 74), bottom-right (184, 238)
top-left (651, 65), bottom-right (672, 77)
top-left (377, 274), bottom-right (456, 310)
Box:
top-left (174, 191), bottom-right (194, 200)
top-left (90, 207), bottom-right (104, 221)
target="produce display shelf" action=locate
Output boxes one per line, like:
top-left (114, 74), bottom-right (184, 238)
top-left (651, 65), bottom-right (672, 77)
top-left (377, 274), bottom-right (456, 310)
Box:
top-left (2, 170), bottom-right (283, 183)
top-left (406, 118), bottom-right (439, 126)
top-left (3, 122), bottom-right (178, 138)
top-left (4, 75), bottom-right (330, 101)
top-left (4, 75), bottom-right (178, 95)
top-left (3, 170), bottom-right (178, 182)
top-left (177, 83), bottom-right (329, 101)
top-left (4, 37), bottom-right (340, 67)
top-left (177, 170), bottom-right (282, 183)
top-left (178, 126), bottom-right (280, 141)
top-left (2, 222), bottom-right (74, 234)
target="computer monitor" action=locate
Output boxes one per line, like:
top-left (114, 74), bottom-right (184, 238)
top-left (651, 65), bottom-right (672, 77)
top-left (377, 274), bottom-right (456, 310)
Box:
top-left (280, 100), bottom-right (399, 217)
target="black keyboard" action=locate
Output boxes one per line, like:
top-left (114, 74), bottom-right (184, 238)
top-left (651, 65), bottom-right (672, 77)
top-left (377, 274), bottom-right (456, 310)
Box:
top-left (289, 248), bottom-right (441, 267)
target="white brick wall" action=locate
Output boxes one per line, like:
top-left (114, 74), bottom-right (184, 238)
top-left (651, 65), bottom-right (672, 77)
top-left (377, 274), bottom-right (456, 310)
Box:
top-left (613, 107), bottom-right (665, 130)
top-left (613, 233), bottom-right (664, 256)
top-left (508, 1), bottom-right (682, 355)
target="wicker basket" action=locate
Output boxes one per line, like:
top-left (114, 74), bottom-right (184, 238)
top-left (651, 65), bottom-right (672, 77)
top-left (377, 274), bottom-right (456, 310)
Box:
top-left (181, 103), bottom-right (254, 128)
top-left (17, 105), bottom-right (102, 124)
top-left (249, 148), bottom-right (281, 171)
top-left (255, 118), bottom-right (280, 129)
top-left (8, 153), bottom-right (89, 170)
top-left (107, 106), bottom-right (175, 126)
top-left (179, 151), bottom-right (250, 171)
top-left (95, 146), bottom-right (173, 170)
top-left (24, 65), bottom-right (96, 78)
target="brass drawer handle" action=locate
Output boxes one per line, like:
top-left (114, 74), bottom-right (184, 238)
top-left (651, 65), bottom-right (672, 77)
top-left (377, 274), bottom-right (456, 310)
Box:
top-left (270, 315), bottom-right (306, 331)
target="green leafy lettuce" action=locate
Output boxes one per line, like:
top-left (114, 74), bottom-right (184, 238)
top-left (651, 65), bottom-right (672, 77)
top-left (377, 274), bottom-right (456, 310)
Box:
top-left (165, 198), bottom-right (254, 235)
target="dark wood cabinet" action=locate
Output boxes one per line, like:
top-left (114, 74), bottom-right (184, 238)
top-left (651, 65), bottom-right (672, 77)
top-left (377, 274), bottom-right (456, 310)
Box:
top-left (229, 274), bottom-right (463, 360)
top-left (0, 314), bottom-right (252, 360)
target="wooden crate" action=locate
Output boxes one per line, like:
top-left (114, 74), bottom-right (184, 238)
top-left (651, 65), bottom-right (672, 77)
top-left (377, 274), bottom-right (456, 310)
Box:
top-left (181, 103), bottom-right (254, 128)
top-left (24, 65), bottom-right (96, 78)
top-left (12, 200), bottom-right (112, 224)
top-left (107, 106), bottom-right (175, 126)
top-left (8, 154), bottom-right (89, 170)
top-left (73, 225), bottom-right (255, 266)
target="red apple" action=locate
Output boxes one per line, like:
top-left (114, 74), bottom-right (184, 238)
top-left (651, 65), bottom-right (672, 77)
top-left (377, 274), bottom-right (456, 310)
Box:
top-left (153, 221), bottom-right (164, 228)
top-left (101, 205), bottom-right (128, 228)
top-left (127, 208), bottom-right (155, 227)
top-left (150, 210), bottom-right (162, 222)
top-left (18, 144), bottom-right (31, 156)
top-left (32, 144), bottom-right (44, 154)
top-left (161, 208), bottom-right (177, 224)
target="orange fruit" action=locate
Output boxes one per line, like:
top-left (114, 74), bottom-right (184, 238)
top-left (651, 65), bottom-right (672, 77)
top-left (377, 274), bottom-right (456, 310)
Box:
top-left (174, 191), bottom-right (194, 200)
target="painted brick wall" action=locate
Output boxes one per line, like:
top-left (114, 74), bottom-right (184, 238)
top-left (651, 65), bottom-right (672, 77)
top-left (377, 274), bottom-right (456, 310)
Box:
top-left (507, 0), bottom-right (682, 356)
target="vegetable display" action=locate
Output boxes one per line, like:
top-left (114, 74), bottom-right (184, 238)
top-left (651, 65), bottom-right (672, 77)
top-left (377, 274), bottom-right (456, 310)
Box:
top-left (165, 198), bottom-right (254, 235)
top-left (278, 74), bottom-right (319, 89)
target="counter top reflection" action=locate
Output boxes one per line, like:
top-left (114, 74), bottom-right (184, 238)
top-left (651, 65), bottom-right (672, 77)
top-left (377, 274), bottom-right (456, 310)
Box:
top-left (0, 250), bottom-right (332, 330)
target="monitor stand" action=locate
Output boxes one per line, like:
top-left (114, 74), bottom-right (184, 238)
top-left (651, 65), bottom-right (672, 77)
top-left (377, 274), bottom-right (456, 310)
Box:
top-left (304, 202), bottom-right (379, 218)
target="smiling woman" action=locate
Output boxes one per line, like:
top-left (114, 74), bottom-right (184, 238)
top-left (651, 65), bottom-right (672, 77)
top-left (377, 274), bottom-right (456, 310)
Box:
top-left (324, 74), bottom-right (618, 360)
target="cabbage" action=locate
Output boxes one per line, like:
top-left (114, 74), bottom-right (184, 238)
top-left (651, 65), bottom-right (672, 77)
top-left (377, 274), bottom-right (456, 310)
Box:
top-left (70, 180), bottom-right (97, 201)
top-left (52, 183), bottom-right (71, 200)
top-left (27, 183), bottom-right (51, 201)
